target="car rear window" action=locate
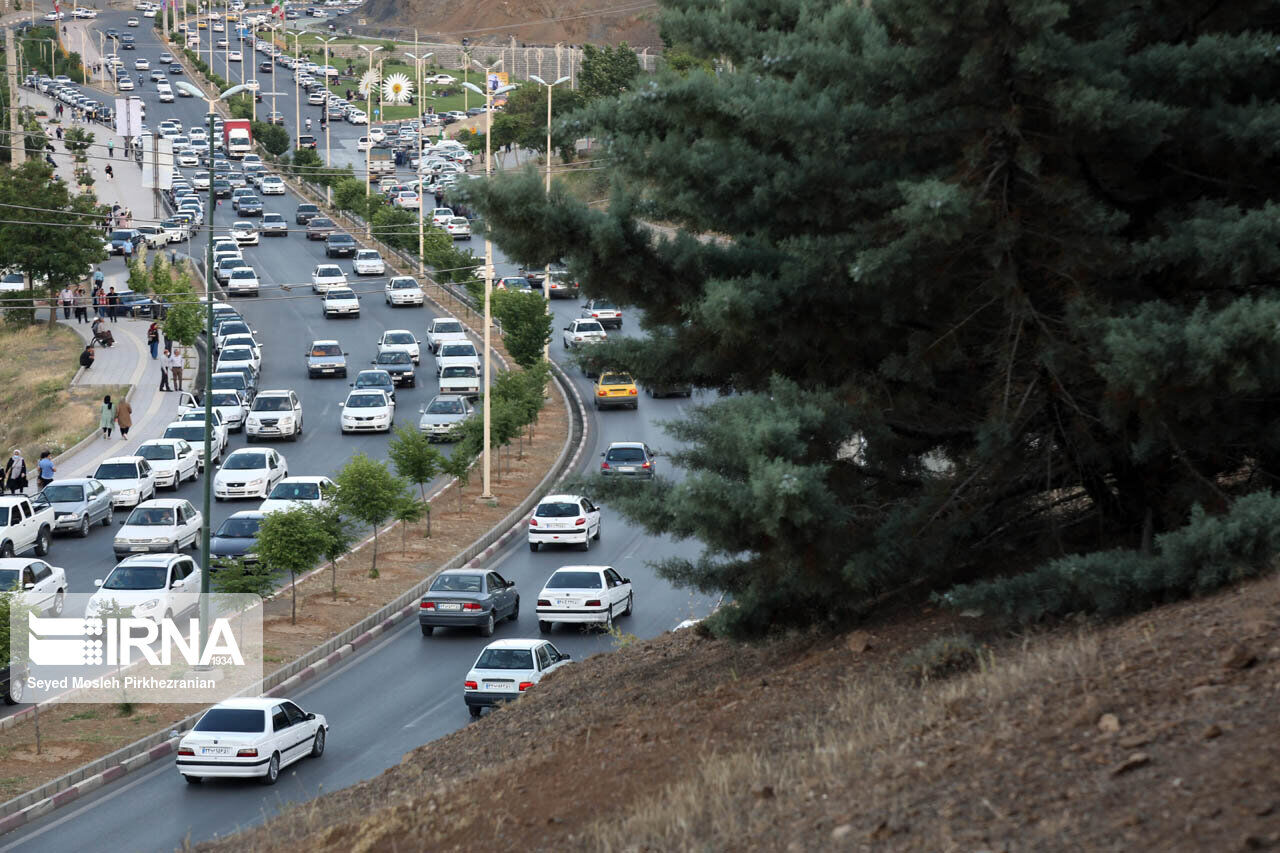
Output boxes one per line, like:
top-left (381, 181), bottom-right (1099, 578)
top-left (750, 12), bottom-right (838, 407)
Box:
top-left (606, 447), bottom-right (646, 462)
top-left (535, 502), bottom-right (581, 518)
top-left (474, 648), bottom-right (533, 670)
top-left (430, 574), bottom-right (482, 593)
top-left (194, 708), bottom-right (266, 732)
top-left (546, 570), bottom-right (603, 589)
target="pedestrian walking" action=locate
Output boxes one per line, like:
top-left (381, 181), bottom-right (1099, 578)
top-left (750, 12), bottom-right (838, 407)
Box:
top-left (107, 139), bottom-right (114, 157)
top-left (121, 239), bottom-right (131, 262)
top-left (147, 322), bottom-right (160, 359)
top-left (99, 396), bottom-right (115, 439)
top-left (159, 348), bottom-right (172, 391)
top-left (36, 451), bottom-right (55, 490)
top-left (58, 286), bottom-right (73, 319)
top-left (74, 287), bottom-right (89, 323)
top-left (169, 348), bottom-right (184, 391)
top-left (94, 288), bottom-right (108, 319)
top-left (105, 163), bottom-right (114, 179)
top-left (115, 398), bottom-right (133, 439)
top-left (106, 287), bottom-right (120, 322)
top-left (4, 451), bottom-right (28, 495)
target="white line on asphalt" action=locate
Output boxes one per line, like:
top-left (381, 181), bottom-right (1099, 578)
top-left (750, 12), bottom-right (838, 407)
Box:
top-left (402, 694), bottom-right (453, 729)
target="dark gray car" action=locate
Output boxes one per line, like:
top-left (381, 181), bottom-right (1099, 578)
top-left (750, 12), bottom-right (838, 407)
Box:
top-left (325, 232), bottom-right (357, 257)
top-left (210, 510), bottom-right (264, 569)
top-left (418, 569), bottom-right (518, 637)
top-left (352, 369), bottom-right (396, 401)
top-left (35, 478), bottom-right (114, 537)
top-left (372, 349), bottom-right (415, 386)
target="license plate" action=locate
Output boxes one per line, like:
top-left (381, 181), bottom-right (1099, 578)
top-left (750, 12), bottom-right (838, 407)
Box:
top-left (555, 599), bottom-right (573, 606)
top-left (131, 545), bottom-right (148, 551)
top-left (619, 466), bottom-right (635, 472)
top-left (483, 682), bottom-right (508, 692)
top-left (201, 746), bottom-right (231, 755)
top-left (321, 367), bottom-right (334, 373)
top-left (437, 603), bottom-right (461, 611)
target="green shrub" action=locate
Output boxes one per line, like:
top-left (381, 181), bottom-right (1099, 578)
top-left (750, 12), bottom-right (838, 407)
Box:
top-left (901, 634), bottom-right (980, 685)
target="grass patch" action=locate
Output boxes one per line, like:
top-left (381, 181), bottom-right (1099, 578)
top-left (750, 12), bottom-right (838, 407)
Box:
top-left (0, 323), bottom-right (129, 462)
top-left (65, 709), bottom-right (101, 721)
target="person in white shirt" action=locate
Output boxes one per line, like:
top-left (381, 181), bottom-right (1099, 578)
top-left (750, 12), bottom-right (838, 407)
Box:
top-left (59, 286), bottom-right (73, 319)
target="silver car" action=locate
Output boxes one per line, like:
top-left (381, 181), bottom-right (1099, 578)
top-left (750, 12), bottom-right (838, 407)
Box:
top-left (418, 394), bottom-right (474, 441)
top-left (35, 478), bottom-right (115, 537)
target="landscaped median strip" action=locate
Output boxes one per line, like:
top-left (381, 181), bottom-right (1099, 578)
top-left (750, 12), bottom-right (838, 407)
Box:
top-left (0, 359), bottom-right (587, 834)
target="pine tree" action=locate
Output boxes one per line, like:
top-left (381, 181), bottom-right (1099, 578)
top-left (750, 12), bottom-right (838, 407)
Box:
top-left (466, 0), bottom-right (1280, 635)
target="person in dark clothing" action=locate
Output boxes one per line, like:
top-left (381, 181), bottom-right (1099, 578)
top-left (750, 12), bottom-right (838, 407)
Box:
top-left (79, 344), bottom-right (95, 370)
top-left (106, 287), bottom-right (120, 322)
top-left (4, 451), bottom-right (27, 495)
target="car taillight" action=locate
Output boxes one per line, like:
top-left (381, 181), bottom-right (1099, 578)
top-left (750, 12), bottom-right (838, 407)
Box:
top-left (585, 599), bottom-right (601, 607)
top-left (601, 461), bottom-right (610, 469)
top-left (236, 748), bottom-right (258, 757)
top-left (518, 682), bottom-right (534, 692)
top-left (420, 601), bottom-right (434, 609)
top-left (464, 680), bottom-right (478, 690)
top-left (528, 517), bottom-right (538, 526)
top-left (462, 603), bottom-right (483, 611)
top-left (629, 388), bottom-right (638, 395)
top-left (574, 336), bottom-right (583, 341)
top-left (591, 312), bottom-right (599, 318)
top-left (178, 747), bottom-right (194, 756)
top-left (642, 461), bottom-right (651, 468)
top-left (598, 389), bottom-right (608, 396)
top-left (575, 517), bottom-right (586, 526)
top-left (537, 599), bottom-right (550, 606)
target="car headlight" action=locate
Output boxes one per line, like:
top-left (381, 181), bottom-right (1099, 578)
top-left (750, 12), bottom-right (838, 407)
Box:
top-left (278, 416), bottom-right (294, 426)
top-left (119, 488), bottom-right (138, 497)
top-left (246, 478), bottom-right (266, 487)
top-left (136, 599), bottom-right (160, 611)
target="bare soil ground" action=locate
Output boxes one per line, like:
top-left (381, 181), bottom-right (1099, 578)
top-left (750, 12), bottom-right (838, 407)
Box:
top-left (363, 0), bottom-right (661, 48)
top-left (197, 573), bottom-right (1280, 853)
top-left (0, 357), bottom-right (570, 799)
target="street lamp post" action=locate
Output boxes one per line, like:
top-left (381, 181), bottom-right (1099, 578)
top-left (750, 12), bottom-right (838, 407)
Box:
top-left (317, 34), bottom-right (337, 203)
top-left (464, 63), bottom-right (514, 501)
top-left (405, 50), bottom-right (433, 275)
top-left (529, 74), bottom-right (570, 361)
top-left (173, 78), bottom-right (250, 659)
top-left (356, 44), bottom-right (381, 202)
top-left (286, 30), bottom-right (301, 142)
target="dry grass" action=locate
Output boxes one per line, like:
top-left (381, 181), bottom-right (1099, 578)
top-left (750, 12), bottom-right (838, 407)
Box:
top-left (0, 323), bottom-right (126, 461)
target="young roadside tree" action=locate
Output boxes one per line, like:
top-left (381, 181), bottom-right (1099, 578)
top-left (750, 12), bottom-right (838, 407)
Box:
top-left (255, 507), bottom-right (326, 624)
top-left (463, 0), bottom-right (1280, 636)
top-left (387, 425), bottom-right (443, 535)
top-left (210, 558), bottom-right (281, 599)
top-left (305, 502), bottom-right (357, 601)
top-left (492, 289), bottom-right (553, 369)
top-left (439, 444), bottom-right (475, 514)
top-left (392, 495), bottom-right (424, 551)
top-left (335, 453), bottom-right (412, 578)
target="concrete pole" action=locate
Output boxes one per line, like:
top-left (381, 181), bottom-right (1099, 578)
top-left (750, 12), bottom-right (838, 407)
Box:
top-left (5, 29), bottom-right (23, 164)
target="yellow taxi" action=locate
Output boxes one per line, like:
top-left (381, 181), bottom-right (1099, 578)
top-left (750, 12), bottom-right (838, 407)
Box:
top-left (197, 19), bottom-right (207, 29)
top-left (593, 372), bottom-right (639, 411)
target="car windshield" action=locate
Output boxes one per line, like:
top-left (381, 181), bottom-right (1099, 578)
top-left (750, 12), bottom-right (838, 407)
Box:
top-left (230, 269), bottom-right (255, 279)
top-left (327, 289), bottom-right (355, 300)
top-left (601, 373), bottom-right (633, 386)
top-left (356, 251), bottom-right (378, 260)
top-left (536, 502), bottom-right (582, 519)
top-left (427, 399), bottom-right (464, 415)
top-left (440, 344), bottom-right (475, 357)
top-left (546, 570), bottom-right (603, 590)
top-left (215, 516), bottom-right (260, 538)
top-left (385, 332), bottom-right (414, 344)
top-left (252, 396), bottom-right (291, 412)
top-left (102, 564), bottom-right (167, 590)
top-left (298, 205), bottom-right (318, 214)
top-left (95, 462), bottom-right (138, 479)
top-left (347, 393), bottom-right (385, 408)
top-left (576, 322), bottom-right (604, 333)
top-left (221, 347), bottom-right (252, 360)
top-left (126, 507), bottom-right (175, 526)
top-left (218, 322), bottom-right (249, 337)
top-left (42, 484), bottom-right (86, 502)
top-left (224, 453), bottom-right (267, 470)
top-left (329, 235), bottom-right (353, 244)
top-left (268, 482), bottom-right (319, 500)
top-left (606, 447), bottom-right (646, 462)
top-left (430, 573), bottom-right (483, 592)
top-left (211, 392), bottom-right (240, 407)
top-left (355, 373), bottom-right (390, 388)
top-left (311, 344), bottom-right (342, 357)
top-left (376, 351), bottom-right (410, 364)
top-left (441, 366), bottom-right (475, 378)
top-left (194, 708), bottom-right (265, 733)
top-left (109, 230), bottom-right (134, 241)
top-left (316, 266), bottom-right (342, 277)
top-left (474, 648), bottom-right (534, 670)
top-left (138, 444), bottom-right (176, 461)
top-left (390, 278), bottom-right (418, 290)
top-left (433, 321), bottom-right (463, 334)
top-left (165, 426), bottom-right (205, 441)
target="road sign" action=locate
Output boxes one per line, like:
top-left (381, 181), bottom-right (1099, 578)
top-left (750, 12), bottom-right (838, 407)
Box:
top-left (142, 136), bottom-right (173, 190)
top-left (113, 97), bottom-right (144, 139)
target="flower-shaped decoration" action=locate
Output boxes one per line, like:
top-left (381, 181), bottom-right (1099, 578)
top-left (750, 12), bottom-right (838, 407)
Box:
top-left (358, 67), bottom-right (381, 96)
top-left (383, 73), bottom-right (412, 105)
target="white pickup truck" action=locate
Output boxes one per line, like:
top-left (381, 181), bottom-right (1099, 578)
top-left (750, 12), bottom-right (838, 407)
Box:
top-left (424, 317), bottom-right (468, 354)
top-left (0, 496), bottom-right (55, 558)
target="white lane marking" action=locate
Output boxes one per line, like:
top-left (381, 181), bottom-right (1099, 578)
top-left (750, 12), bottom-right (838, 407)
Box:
top-left (402, 694), bottom-right (454, 729)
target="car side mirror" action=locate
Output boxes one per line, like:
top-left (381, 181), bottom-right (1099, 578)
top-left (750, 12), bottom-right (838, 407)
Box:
top-left (94, 579), bottom-right (103, 587)
top-left (561, 653), bottom-right (572, 661)
top-left (338, 402), bottom-right (345, 407)
top-left (306, 711), bottom-right (316, 720)
top-left (23, 583), bottom-right (35, 591)
top-left (623, 578), bottom-right (631, 584)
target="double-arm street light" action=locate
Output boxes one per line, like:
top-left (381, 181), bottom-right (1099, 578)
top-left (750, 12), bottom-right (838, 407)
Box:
top-left (404, 49), bottom-right (433, 273)
top-left (528, 74), bottom-right (570, 360)
top-left (463, 61), bottom-right (515, 501)
top-left (356, 44), bottom-right (382, 200)
top-left (316, 34), bottom-right (338, 203)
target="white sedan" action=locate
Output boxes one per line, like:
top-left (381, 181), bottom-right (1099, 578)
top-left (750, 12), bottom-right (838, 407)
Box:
top-left (527, 493), bottom-right (602, 552)
top-left (177, 409), bottom-right (231, 453)
top-left (384, 276), bottom-right (424, 306)
top-left (93, 456), bottom-right (159, 508)
top-left (228, 50), bottom-right (242, 62)
top-left (377, 329), bottom-right (421, 364)
top-left (213, 448), bottom-right (289, 499)
top-left (259, 476), bottom-right (336, 513)
top-left (0, 559), bottom-right (67, 616)
top-left (113, 499), bottom-right (203, 559)
top-left (230, 221), bottom-right (259, 245)
top-left (322, 287), bottom-right (360, 317)
top-left (176, 697), bottom-right (327, 785)
top-left (352, 250), bottom-right (385, 275)
top-left (536, 564), bottom-right (633, 632)
top-left (463, 639), bottom-right (571, 717)
top-left (339, 389), bottom-right (395, 433)
top-left (259, 175), bottom-right (285, 195)
top-left (311, 264), bottom-right (348, 294)
top-left (179, 389), bottom-right (247, 433)
top-left (135, 439), bottom-right (201, 489)
top-left (563, 318), bottom-right (607, 349)
top-left (214, 341), bottom-right (261, 373)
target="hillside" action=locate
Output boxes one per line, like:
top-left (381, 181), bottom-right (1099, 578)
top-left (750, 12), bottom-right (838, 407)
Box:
top-left (359, 0), bottom-right (661, 48)
top-left (198, 570), bottom-right (1280, 851)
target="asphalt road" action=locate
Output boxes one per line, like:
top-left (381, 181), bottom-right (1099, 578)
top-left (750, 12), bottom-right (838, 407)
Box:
top-left (2, 12), bottom-right (716, 849)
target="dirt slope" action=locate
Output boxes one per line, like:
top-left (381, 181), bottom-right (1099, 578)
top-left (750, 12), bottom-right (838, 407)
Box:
top-left (360, 0), bottom-right (661, 47)
top-left (200, 575), bottom-right (1280, 852)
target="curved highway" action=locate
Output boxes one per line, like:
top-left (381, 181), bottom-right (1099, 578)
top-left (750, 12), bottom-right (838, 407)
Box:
top-left (1, 11), bottom-right (714, 850)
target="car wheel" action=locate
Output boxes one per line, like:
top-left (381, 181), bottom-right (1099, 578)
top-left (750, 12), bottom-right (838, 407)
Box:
top-left (309, 727), bottom-right (325, 758)
top-left (182, 774), bottom-right (202, 784)
top-left (528, 542), bottom-right (538, 553)
top-left (34, 528), bottom-right (50, 556)
top-left (261, 752), bottom-right (280, 785)
top-left (420, 625), bottom-right (433, 637)
top-left (480, 611), bottom-right (494, 638)
top-left (77, 516), bottom-right (91, 538)
top-left (593, 523), bottom-right (601, 542)
top-left (104, 507), bottom-right (114, 526)
top-left (190, 530), bottom-right (200, 549)
top-left (0, 542), bottom-right (13, 558)
top-left (50, 590), bottom-right (65, 617)
top-left (623, 593), bottom-right (633, 616)
top-left (510, 596), bottom-right (519, 621)
top-left (4, 675), bottom-right (24, 705)
top-left (538, 620), bottom-right (551, 634)
top-left (605, 606), bottom-right (614, 632)
top-left (580, 536), bottom-right (590, 552)
top-left (468, 706), bottom-right (482, 719)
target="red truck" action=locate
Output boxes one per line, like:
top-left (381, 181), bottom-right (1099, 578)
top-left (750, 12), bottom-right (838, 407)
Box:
top-left (223, 119), bottom-right (252, 159)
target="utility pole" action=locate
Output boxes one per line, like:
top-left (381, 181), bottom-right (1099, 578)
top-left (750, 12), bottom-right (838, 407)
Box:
top-left (4, 29), bottom-right (23, 164)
